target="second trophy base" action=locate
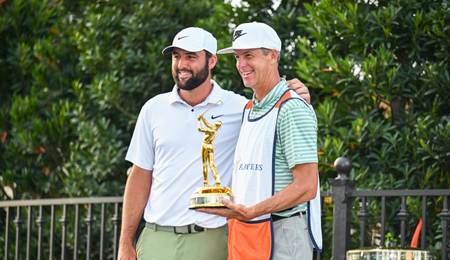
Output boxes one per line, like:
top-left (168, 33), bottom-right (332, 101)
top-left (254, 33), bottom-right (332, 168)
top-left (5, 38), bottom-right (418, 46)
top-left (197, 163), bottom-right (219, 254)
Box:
top-left (188, 186), bottom-right (234, 209)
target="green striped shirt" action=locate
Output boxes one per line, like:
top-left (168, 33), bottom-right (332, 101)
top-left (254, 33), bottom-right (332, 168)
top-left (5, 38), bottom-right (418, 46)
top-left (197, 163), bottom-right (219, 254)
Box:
top-left (249, 79), bottom-right (318, 217)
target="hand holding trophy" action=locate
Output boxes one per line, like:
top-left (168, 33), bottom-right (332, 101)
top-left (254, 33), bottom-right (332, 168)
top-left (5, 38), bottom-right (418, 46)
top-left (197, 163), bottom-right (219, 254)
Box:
top-left (189, 100), bottom-right (235, 209)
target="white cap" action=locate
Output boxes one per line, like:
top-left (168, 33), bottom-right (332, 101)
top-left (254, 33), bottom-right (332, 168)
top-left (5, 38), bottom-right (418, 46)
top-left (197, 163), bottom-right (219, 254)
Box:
top-left (217, 22), bottom-right (281, 54)
top-left (162, 27), bottom-right (217, 55)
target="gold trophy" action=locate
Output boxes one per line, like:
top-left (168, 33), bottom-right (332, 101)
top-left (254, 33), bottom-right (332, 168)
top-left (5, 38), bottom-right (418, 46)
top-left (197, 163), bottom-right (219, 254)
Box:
top-left (189, 100), bottom-right (235, 209)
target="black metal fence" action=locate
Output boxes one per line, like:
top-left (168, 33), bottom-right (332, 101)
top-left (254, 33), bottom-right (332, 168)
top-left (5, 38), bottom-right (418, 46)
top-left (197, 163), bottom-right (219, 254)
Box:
top-left (318, 157), bottom-right (450, 260)
top-left (1, 158), bottom-right (449, 259)
top-left (0, 197), bottom-right (123, 260)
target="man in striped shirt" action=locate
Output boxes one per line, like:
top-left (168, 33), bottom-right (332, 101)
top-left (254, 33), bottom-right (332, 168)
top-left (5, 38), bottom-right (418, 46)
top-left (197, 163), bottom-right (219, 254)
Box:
top-left (197, 22), bottom-right (322, 260)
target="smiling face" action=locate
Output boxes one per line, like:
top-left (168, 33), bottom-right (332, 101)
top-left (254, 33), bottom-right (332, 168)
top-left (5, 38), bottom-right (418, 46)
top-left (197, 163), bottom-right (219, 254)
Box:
top-left (172, 48), bottom-right (210, 91)
top-left (234, 48), bottom-right (276, 90)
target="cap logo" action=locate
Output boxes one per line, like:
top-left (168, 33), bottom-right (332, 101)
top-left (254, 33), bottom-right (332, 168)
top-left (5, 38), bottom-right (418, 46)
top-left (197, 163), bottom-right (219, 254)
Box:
top-left (233, 30), bottom-right (247, 42)
top-left (178, 35), bottom-right (189, 40)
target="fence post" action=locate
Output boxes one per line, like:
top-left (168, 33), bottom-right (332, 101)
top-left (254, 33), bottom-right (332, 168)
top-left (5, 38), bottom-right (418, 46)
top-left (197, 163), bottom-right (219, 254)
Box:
top-left (329, 157), bottom-right (357, 260)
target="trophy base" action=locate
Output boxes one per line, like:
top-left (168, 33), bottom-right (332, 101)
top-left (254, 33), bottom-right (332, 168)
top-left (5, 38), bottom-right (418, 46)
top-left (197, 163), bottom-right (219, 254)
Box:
top-left (189, 186), bottom-right (234, 209)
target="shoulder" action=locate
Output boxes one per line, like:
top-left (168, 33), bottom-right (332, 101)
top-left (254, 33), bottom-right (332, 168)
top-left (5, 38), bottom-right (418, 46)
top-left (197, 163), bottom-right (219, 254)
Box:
top-left (280, 96), bottom-right (313, 114)
top-left (136, 92), bottom-right (171, 121)
top-left (279, 96), bottom-right (317, 125)
top-left (213, 83), bottom-right (249, 106)
top-left (223, 90), bottom-right (249, 105)
top-left (141, 92), bottom-right (171, 111)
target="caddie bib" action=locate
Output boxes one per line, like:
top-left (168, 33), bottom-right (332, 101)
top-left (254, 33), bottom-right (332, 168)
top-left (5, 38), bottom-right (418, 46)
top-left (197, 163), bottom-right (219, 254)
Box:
top-left (228, 89), bottom-right (301, 260)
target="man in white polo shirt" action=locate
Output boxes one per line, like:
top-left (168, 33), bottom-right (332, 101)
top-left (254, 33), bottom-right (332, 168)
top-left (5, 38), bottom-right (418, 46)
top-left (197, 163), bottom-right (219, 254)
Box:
top-left (118, 27), bottom-right (312, 260)
top-left (197, 22), bottom-right (322, 260)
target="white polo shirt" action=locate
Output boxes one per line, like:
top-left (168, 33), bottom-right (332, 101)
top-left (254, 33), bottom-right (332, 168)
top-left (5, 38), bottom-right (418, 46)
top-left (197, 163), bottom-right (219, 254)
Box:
top-left (125, 80), bottom-right (248, 228)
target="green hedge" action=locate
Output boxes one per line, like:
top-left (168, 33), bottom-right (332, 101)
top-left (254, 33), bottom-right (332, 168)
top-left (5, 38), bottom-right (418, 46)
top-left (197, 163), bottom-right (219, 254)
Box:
top-left (296, 0), bottom-right (450, 257)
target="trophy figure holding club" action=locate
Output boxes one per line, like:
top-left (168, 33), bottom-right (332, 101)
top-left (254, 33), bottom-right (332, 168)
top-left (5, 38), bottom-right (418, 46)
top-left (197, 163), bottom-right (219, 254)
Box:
top-left (189, 100), bottom-right (235, 209)
top-left (198, 113), bottom-right (222, 187)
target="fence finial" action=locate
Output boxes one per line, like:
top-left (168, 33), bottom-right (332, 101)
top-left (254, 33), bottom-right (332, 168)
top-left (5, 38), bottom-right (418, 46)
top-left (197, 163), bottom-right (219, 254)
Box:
top-left (334, 157), bottom-right (352, 179)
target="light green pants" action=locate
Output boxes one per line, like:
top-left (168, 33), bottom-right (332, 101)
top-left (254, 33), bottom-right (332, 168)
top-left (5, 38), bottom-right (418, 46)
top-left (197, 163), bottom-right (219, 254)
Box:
top-left (136, 224), bottom-right (228, 260)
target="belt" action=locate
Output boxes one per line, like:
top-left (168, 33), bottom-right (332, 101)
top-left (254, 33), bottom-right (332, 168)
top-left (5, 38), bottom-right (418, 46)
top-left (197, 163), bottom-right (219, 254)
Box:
top-left (146, 222), bottom-right (206, 234)
top-left (272, 211), bottom-right (306, 222)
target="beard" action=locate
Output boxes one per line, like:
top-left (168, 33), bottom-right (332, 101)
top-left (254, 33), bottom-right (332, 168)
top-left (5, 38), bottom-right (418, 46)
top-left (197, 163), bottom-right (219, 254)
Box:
top-left (173, 62), bottom-right (209, 91)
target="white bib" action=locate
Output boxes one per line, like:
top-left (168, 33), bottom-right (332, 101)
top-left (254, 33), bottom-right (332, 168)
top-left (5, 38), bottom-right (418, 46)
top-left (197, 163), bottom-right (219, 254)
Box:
top-left (232, 88), bottom-right (323, 251)
top-left (232, 95), bottom-right (280, 221)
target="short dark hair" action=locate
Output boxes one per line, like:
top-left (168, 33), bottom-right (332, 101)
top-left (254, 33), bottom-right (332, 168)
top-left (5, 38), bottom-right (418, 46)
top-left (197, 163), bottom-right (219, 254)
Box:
top-left (261, 48), bottom-right (280, 63)
top-left (205, 50), bottom-right (213, 72)
top-left (205, 50), bottom-right (213, 62)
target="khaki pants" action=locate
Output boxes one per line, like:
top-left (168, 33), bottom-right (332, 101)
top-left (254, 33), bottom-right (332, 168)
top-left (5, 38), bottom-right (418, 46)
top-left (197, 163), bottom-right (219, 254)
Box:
top-left (273, 214), bottom-right (313, 260)
top-left (136, 224), bottom-right (228, 260)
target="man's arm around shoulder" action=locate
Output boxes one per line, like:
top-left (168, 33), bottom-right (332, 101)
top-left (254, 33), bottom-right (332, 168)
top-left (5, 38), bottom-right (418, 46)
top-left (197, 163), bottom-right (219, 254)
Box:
top-left (118, 165), bottom-right (152, 260)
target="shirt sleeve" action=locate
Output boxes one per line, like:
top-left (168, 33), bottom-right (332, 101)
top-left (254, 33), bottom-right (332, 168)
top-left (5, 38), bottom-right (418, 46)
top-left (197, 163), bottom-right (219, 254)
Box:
top-left (125, 103), bottom-right (155, 171)
top-left (277, 99), bottom-right (318, 169)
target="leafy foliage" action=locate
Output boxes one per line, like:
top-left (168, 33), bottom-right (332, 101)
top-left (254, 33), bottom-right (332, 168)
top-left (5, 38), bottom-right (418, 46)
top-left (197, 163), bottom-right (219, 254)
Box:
top-left (296, 0), bottom-right (450, 257)
top-left (0, 0), bottom-right (218, 200)
top-left (0, 0), bottom-right (225, 258)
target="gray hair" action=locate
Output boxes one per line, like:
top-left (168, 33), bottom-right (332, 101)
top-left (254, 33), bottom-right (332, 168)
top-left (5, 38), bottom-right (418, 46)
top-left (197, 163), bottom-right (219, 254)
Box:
top-left (260, 48), bottom-right (281, 63)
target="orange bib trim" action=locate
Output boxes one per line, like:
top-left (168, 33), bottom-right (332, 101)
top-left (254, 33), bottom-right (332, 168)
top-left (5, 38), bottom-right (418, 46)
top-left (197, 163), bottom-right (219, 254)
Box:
top-left (227, 218), bottom-right (273, 260)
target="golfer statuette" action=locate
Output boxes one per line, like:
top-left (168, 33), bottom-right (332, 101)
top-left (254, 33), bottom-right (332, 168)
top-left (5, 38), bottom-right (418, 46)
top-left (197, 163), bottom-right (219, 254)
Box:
top-left (189, 100), bottom-right (235, 209)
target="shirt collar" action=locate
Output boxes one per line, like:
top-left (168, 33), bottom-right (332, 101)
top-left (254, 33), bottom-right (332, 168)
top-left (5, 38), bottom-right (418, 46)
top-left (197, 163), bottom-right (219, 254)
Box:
top-left (169, 79), bottom-right (223, 108)
top-left (252, 79), bottom-right (287, 109)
